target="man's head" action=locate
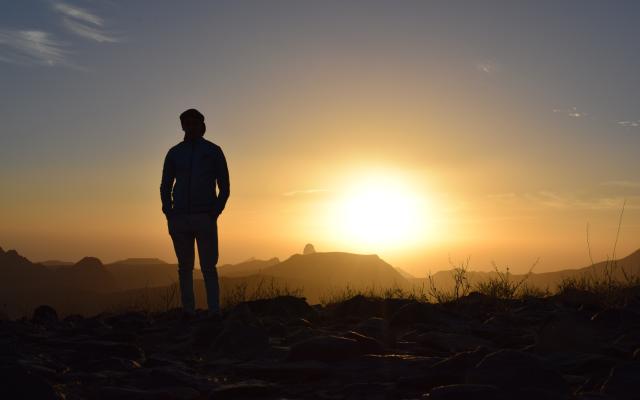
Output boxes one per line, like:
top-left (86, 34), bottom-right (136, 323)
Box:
top-left (180, 108), bottom-right (206, 138)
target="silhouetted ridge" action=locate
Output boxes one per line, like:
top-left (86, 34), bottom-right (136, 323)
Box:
top-left (40, 260), bottom-right (75, 267)
top-left (217, 257), bottom-right (280, 277)
top-left (0, 248), bottom-right (36, 269)
top-left (111, 258), bottom-right (168, 265)
top-left (260, 252), bottom-right (409, 293)
top-left (74, 257), bottom-right (104, 269)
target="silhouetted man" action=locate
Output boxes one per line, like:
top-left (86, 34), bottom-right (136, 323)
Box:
top-left (160, 108), bottom-right (230, 318)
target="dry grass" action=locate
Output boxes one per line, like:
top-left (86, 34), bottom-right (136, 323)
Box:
top-left (220, 277), bottom-right (303, 310)
top-left (319, 282), bottom-right (430, 306)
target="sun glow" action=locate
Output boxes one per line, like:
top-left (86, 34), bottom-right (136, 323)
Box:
top-left (334, 174), bottom-right (433, 251)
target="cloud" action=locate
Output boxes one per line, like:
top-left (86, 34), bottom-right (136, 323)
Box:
top-left (553, 107), bottom-right (587, 118)
top-left (489, 190), bottom-right (633, 210)
top-left (53, 2), bottom-right (118, 43)
top-left (282, 189), bottom-right (329, 197)
top-left (54, 2), bottom-right (103, 26)
top-left (617, 120), bottom-right (640, 128)
top-left (0, 29), bottom-right (69, 66)
top-left (601, 180), bottom-right (640, 189)
top-left (476, 60), bottom-right (500, 74)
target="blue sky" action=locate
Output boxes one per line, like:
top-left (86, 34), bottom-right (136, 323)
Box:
top-left (1, 1), bottom-right (639, 273)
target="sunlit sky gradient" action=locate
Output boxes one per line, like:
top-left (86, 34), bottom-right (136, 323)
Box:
top-left (2, 1), bottom-right (640, 275)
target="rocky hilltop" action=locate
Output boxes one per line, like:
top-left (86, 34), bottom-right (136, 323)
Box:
top-left (3, 288), bottom-right (640, 399)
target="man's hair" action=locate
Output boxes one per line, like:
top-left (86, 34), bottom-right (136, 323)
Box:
top-left (180, 108), bottom-right (205, 123)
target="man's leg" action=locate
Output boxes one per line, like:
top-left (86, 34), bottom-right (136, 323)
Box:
top-left (194, 213), bottom-right (220, 316)
top-left (168, 214), bottom-right (196, 314)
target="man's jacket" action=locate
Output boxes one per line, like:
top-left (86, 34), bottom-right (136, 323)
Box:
top-left (160, 136), bottom-right (230, 215)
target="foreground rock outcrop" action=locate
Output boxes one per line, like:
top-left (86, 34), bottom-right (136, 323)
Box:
top-left (2, 291), bottom-right (640, 399)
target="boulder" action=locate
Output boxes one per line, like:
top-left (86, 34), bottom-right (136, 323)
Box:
top-left (534, 311), bottom-right (601, 354)
top-left (32, 305), bottom-right (58, 325)
top-left (389, 301), bottom-right (453, 328)
top-left (466, 349), bottom-right (569, 396)
top-left (601, 361), bottom-right (640, 399)
top-left (209, 380), bottom-right (282, 399)
top-left (330, 295), bottom-right (410, 320)
top-left (417, 331), bottom-right (492, 353)
top-left (342, 330), bottom-right (385, 354)
top-left (244, 296), bottom-right (317, 321)
top-left (96, 386), bottom-right (200, 400)
top-left (427, 384), bottom-right (506, 400)
top-left (287, 335), bottom-right (363, 362)
top-left (0, 364), bottom-right (59, 400)
top-left (354, 317), bottom-right (395, 347)
top-left (209, 320), bottom-right (269, 360)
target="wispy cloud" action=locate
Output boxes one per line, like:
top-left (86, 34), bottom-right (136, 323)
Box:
top-left (53, 2), bottom-right (118, 43)
top-left (489, 190), bottom-right (633, 210)
top-left (602, 180), bottom-right (640, 189)
top-left (617, 120), bottom-right (640, 128)
top-left (0, 29), bottom-right (69, 66)
top-left (282, 189), bottom-right (329, 197)
top-left (553, 107), bottom-right (587, 118)
top-left (476, 60), bottom-right (500, 74)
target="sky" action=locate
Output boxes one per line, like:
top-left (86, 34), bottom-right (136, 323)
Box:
top-left (1, 1), bottom-right (640, 276)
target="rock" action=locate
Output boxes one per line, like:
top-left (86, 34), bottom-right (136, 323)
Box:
top-left (284, 326), bottom-right (318, 345)
top-left (544, 352), bottom-right (618, 377)
top-left (32, 305), bottom-right (58, 325)
top-left (607, 332), bottom-right (640, 356)
top-left (232, 360), bottom-right (332, 381)
top-left (576, 393), bottom-right (615, 400)
top-left (427, 348), bottom-right (491, 385)
top-left (96, 386), bottom-right (200, 400)
top-left (342, 330), bottom-right (385, 354)
top-left (86, 340), bottom-right (144, 360)
top-left (209, 380), bottom-right (282, 398)
top-left (191, 319), bottom-right (224, 348)
top-left (331, 295), bottom-right (410, 320)
top-left (148, 367), bottom-right (215, 393)
top-left (225, 303), bottom-right (262, 326)
top-left (0, 364), bottom-right (60, 400)
top-left (287, 335), bottom-right (363, 362)
top-left (601, 361), bottom-right (640, 399)
top-left (340, 382), bottom-right (394, 400)
top-left (303, 243), bottom-right (316, 255)
top-left (466, 349), bottom-right (569, 396)
top-left (552, 288), bottom-right (601, 311)
top-left (105, 312), bottom-right (152, 331)
top-left (417, 331), bottom-right (492, 353)
top-left (354, 317), bottom-right (395, 347)
top-left (427, 384), bottom-right (505, 400)
top-left (209, 320), bottom-right (269, 360)
top-left (244, 296), bottom-right (317, 321)
top-left (84, 357), bottom-right (141, 372)
top-left (534, 311), bottom-right (601, 354)
top-left (389, 301), bottom-right (452, 328)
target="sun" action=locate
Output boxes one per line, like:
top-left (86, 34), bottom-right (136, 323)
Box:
top-left (334, 174), bottom-right (432, 251)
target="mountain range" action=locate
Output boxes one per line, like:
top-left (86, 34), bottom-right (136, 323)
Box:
top-left (1, 244), bottom-right (639, 318)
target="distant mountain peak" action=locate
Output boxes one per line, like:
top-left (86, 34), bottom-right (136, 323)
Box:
top-left (111, 258), bottom-right (168, 265)
top-left (75, 257), bottom-right (104, 269)
top-left (303, 243), bottom-right (316, 255)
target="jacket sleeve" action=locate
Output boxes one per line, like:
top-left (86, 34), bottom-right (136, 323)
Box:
top-left (215, 147), bottom-right (230, 214)
top-left (160, 150), bottom-right (175, 215)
